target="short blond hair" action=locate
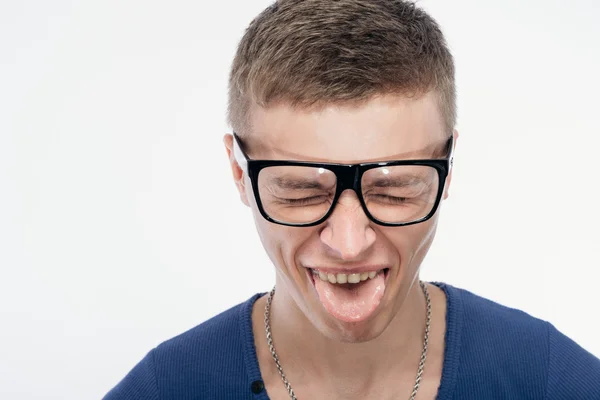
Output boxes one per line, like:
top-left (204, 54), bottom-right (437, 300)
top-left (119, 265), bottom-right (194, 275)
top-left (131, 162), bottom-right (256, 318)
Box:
top-left (228, 0), bottom-right (456, 135)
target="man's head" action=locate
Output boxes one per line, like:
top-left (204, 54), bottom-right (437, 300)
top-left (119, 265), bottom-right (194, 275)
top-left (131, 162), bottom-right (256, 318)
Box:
top-left (228, 0), bottom-right (455, 136)
top-left (224, 0), bottom-right (457, 342)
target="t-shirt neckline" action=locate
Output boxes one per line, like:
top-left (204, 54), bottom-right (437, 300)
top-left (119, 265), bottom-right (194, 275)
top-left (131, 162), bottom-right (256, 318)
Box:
top-left (238, 281), bottom-right (462, 399)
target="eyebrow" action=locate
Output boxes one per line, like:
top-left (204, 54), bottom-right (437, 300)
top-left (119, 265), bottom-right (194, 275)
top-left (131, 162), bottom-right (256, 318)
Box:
top-left (367, 176), bottom-right (426, 188)
top-left (271, 177), bottom-right (331, 190)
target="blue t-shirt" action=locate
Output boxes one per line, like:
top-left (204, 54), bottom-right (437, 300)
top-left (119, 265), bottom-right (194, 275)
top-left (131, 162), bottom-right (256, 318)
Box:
top-left (103, 282), bottom-right (600, 399)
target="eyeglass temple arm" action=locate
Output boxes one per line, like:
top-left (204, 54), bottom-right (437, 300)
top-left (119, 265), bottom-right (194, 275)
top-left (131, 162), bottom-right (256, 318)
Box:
top-left (447, 134), bottom-right (455, 172)
top-left (232, 133), bottom-right (249, 173)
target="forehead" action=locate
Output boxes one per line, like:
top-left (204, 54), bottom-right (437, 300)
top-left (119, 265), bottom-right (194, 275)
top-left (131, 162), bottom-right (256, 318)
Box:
top-left (246, 92), bottom-right (447, 163)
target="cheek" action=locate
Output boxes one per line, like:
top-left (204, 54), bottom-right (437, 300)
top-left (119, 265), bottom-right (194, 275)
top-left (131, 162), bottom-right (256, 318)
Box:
top-left (383, 216), bottom-right (439, 261)
top-left (251, 205), bottom-right (314, 273)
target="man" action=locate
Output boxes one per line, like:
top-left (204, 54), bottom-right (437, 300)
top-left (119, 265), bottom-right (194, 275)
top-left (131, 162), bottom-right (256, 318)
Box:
top-left (104, 1), bottom-right (600, 399)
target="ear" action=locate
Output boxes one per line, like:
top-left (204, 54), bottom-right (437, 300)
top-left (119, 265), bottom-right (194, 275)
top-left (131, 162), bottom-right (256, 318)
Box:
top-left (443, 129), bottom-right (459, 200)
top-left (223, 134), bottom-right (250, 207)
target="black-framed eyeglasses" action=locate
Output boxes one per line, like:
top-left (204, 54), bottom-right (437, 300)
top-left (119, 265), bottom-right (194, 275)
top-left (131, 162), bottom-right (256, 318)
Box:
top-left (232, 132), bottom-right (454, 227)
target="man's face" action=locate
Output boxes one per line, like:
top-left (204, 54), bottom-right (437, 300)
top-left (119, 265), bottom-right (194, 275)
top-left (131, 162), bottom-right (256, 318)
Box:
top-left (225, 92), bottom-right (454, 342)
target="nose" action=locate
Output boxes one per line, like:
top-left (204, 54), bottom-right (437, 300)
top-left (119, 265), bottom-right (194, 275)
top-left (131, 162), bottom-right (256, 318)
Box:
top-left (319, 190), bottom-right (376, 260)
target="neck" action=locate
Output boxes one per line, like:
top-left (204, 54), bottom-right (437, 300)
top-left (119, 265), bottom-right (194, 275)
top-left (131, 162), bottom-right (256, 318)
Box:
top-left (266, 278), bottom-right (430, 384)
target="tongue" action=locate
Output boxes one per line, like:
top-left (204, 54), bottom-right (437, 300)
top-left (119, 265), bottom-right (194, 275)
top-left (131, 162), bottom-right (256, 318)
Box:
top-left (313, 273), bottom-right (385, 323)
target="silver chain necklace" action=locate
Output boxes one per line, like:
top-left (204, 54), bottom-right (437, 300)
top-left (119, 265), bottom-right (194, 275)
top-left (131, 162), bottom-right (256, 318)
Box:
top-left (264, 280), bottom-right (431, 400)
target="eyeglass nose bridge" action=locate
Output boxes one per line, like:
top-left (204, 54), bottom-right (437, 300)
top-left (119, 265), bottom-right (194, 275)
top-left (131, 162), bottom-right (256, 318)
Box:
top-left (326, 164), bottom-right (377, 225)
top-left (332, 164), bottom-right (364, 199)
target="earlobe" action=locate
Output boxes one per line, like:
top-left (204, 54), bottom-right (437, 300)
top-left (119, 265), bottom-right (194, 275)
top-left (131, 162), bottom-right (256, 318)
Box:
top-left (237, 180), bottom-right (250, 207)
top-left (223, 134), bottom-right (250, 207)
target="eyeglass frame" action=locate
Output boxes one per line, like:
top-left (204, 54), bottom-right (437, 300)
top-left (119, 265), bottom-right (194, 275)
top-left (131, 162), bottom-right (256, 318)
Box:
top-left (232, 132), bottom-right (454, 227)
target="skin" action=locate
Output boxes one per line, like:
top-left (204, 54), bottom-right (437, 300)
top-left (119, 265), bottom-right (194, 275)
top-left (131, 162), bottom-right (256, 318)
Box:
top-left (224, 92), bottom-right (458, 399)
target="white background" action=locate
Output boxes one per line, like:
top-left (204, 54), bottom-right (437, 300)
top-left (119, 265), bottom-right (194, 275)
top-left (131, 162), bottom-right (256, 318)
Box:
top-left (1, 1), bottom-right (599, 399)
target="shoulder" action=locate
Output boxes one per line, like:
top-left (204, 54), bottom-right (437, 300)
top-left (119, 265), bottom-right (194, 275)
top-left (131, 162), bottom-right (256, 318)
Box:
top-left (155, 294), bottom-right (253, 363)
top-left (438, 282), bottom-right (551, 350)
top-left (437, 283), bottom-right (600, 399)
top-left (439, 283), bottom-right (549, 398)
top-left (152, 294), bottom-right (262, 395)
top-left (103, 293), bottom-right (263, 400)
top-left (453, 284), bottom-right (549, 390)
top-left (546, 323), bottom-right (600, 398)
top-left (449, 283), bottom-right (550, 335)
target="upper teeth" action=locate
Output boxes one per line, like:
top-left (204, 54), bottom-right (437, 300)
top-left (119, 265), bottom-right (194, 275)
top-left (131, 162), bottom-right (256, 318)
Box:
top-left (314, 269), bottom-right (380, 284)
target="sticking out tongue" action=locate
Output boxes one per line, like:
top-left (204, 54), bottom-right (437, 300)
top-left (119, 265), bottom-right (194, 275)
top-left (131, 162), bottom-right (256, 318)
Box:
top-left (313, 272), bottom-right (385, 323)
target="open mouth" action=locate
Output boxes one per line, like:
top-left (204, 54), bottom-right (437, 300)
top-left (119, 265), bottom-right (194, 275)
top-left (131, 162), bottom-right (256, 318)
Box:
top-left (307, 267), bottom-right (390, 323)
